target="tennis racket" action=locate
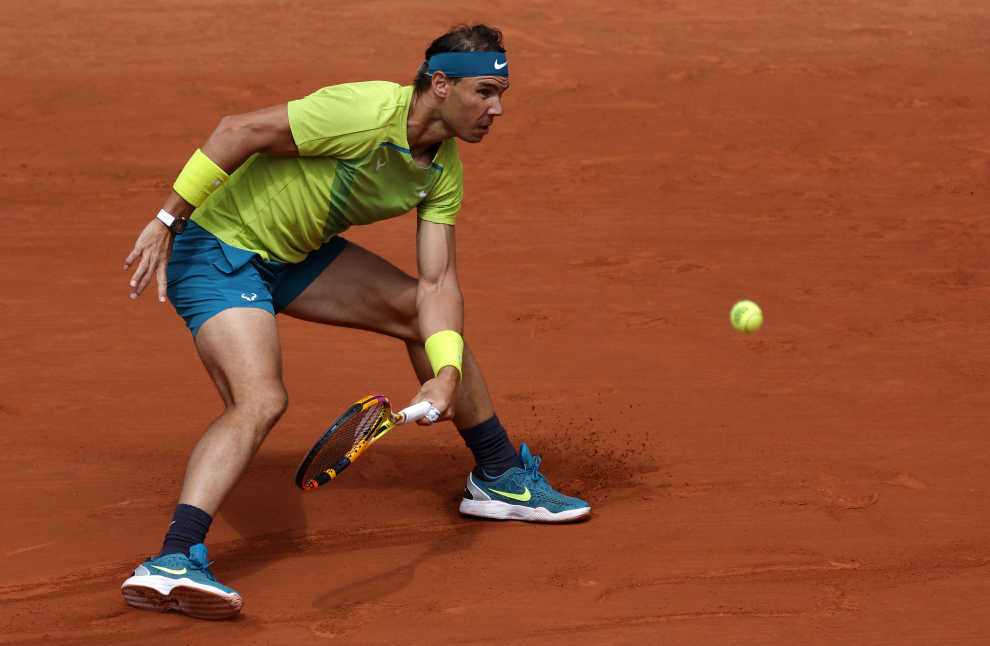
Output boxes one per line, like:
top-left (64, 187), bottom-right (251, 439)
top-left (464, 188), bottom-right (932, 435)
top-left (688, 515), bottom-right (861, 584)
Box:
top-left (295, 394), bottom-right (441, 490)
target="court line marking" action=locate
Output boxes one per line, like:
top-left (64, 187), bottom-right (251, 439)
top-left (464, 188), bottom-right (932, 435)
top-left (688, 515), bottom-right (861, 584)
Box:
top-left (5, 542), bottom-right (53, 557)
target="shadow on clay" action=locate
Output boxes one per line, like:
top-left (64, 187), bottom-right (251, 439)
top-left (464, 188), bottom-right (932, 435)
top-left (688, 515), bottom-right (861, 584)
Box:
top-left (311, 503), bottom-right (484, 612)
top-left (216, 450), bottom-right (309, 582)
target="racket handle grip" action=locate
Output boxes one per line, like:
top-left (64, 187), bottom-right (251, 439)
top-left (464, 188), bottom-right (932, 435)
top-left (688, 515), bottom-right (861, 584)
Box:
top-left (399, 401), bottom-right (441, 424)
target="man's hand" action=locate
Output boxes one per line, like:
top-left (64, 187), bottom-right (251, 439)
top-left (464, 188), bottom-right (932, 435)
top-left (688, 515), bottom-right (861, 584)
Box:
top-left (124, 218), bottom-right (175, 302)
top-left (410, 366), bottom-right (459, 425)
top-left (122, 105), bottom-right (296, 304)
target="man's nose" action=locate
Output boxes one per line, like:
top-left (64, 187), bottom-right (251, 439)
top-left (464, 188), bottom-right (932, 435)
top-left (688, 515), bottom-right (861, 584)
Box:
top-left (488, 98), bottom-right (504, 117)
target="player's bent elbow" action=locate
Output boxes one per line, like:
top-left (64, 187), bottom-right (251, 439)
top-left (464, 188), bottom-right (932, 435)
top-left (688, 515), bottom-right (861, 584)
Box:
top-left (214, 115), bottom-right (239, 138)
top-left (214, 113), bottom-right (262, 145)
top-left (417, 280), bottom-right (441, 297)
top-left (417, 273), bottom-right (460, 296)
top-left (417, 283), bottom-right (463, 311)
top-left (214, 111), bottom-right (293, 157)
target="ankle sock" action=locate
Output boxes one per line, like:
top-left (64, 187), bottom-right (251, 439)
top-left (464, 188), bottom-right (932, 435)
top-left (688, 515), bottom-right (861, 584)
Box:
top-left (157, 504), bottom-right (213, 558)
top-left (457, 413), bottom-right (523, 476)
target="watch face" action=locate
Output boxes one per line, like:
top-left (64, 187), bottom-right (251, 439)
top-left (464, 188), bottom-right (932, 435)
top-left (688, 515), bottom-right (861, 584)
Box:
top-left (171, 218), bottom-right (188, 234)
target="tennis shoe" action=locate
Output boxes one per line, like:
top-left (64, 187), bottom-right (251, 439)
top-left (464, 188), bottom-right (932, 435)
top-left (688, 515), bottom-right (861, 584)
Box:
top-left (121, 543), bottom-right (242, 620)
top-left (460, 443), bottom-right (590, 523)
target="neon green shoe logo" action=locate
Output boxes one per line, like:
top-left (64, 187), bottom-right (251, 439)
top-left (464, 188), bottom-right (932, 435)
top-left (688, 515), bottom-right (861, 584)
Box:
top-left (490, 487), bottom-right (531, 502)
top-left (152, 566), bottom-right (187, 575)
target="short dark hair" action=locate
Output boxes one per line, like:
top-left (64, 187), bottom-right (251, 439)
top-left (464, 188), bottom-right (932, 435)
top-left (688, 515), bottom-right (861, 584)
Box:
top-left (414, 24), bottom-right (506, 94)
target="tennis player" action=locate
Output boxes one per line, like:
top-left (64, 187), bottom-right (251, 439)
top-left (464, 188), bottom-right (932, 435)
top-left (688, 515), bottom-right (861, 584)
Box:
top-left (119, 24), bottom-right (590, 620)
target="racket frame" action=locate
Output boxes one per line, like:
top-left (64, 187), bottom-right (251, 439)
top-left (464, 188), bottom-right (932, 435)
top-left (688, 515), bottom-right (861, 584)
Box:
top-left (295, 396), bottom-right (437, 490)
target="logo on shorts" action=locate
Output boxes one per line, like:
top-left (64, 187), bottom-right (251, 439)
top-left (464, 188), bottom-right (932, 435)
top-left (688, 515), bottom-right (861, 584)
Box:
top-left (241, 293), bottom-right (257, 301)
top-left (419, 190), bottom-right (428, 197)
top-left (377, 160), bottom-right (385, 171)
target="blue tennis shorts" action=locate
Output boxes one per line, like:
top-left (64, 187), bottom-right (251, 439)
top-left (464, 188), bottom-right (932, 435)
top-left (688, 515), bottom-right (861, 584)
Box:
top-left (166, 220), bottom-right (348, 337)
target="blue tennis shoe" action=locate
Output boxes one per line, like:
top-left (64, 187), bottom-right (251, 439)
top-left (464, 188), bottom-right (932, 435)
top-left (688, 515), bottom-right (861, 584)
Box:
top-left (460, 444), bottom-right (591, 522)
top-left (121, 543), bottom-right (242, 620)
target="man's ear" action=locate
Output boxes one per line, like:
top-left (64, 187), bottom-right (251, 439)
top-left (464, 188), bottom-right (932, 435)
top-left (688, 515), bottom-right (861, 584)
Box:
top-left (431, 71), bottom-right (451, 99)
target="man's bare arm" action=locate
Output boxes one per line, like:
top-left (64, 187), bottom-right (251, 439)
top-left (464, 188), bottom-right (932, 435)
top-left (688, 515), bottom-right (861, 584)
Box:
top-left (410, 218), bottom-right (463, 421)
top-left (125, 105), bottom-right (298, 301)
top-left (157, 105), bottom-right (298, 220)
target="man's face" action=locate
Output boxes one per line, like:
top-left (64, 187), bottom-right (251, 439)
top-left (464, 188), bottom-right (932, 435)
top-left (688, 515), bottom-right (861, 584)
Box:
top-left (438, 75), bottom-right (509, 144)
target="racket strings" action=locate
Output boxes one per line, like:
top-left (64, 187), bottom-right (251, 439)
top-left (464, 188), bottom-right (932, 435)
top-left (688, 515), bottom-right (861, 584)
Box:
top-left (304, 403), bottom-right (384, 480)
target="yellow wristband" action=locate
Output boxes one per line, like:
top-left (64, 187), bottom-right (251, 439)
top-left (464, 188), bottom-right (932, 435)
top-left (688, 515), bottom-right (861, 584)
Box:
top-left (424, 331), bottom-right (464, 383)
top-left (173, 149), bottom-right (229, 207)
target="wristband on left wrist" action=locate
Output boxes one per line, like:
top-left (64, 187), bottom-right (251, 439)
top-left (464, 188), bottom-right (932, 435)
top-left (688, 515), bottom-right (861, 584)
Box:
top-left (173, 149), bottom-right (229, 207)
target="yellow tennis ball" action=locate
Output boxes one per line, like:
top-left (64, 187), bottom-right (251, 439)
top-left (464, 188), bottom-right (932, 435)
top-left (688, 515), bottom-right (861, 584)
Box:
top-left (731, 300), bottom-right (763, 333)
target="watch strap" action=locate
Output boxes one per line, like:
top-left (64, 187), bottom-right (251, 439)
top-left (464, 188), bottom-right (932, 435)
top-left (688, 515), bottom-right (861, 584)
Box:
top-left (156, 209), bottom-right (176, 227)
top-left (156, 209), bottom-right (188, 234)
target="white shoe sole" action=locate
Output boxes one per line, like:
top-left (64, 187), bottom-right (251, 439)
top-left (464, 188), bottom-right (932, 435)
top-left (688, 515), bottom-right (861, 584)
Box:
top-left (121, 574), bottom-right (242, 620)
top-left (459, 498), bottom-right (590, 523)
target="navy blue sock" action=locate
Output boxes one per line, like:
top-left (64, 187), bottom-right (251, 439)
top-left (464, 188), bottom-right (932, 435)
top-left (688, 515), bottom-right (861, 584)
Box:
top-left (458, 414), bottom-right (523, 476)
top-left (157, 504), bottom-right (213, 558)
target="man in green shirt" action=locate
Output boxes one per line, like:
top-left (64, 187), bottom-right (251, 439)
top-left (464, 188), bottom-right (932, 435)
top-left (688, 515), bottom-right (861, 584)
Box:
top-left (120, 24), bottom-right (590, 620)
top-left (194, 80), bottom-right (465, 263)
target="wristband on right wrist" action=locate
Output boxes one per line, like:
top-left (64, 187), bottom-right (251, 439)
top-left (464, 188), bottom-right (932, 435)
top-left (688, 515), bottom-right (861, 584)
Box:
top-left (173, 149), bottom-right (229, 207)
top-left (424, 330), bottom-right (464, 383)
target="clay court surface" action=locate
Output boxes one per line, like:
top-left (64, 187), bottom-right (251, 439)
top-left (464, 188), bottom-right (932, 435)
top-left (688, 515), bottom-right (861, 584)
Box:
top-left (2, 0), bottom-right (990, 643)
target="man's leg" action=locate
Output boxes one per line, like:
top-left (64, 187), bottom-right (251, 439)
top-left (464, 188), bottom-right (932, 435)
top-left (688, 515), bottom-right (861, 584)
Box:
top-left (281, 241), bottom-right (588, 522)
top-left (280, 242), bottom-right (521, 474)
top-left (182, 307), bottom-right (287, 513)
top-left (160, 307), bottom-right (287, 556)
top-left (122, 307), bottom-right (285, 619)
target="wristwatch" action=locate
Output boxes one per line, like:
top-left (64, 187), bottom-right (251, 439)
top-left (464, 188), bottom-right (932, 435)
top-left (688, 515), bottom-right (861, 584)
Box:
top-left (156, 209), bottom-right (188, 235)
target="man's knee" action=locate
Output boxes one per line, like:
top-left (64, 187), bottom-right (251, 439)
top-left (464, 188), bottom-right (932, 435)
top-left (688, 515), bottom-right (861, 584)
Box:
top-left (258, 389), bottom-right (289, 426)
top-left (235, 386), bottom-right (288, 431)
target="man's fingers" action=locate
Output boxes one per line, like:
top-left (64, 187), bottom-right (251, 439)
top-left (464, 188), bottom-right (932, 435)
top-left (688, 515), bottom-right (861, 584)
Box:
top-left (126, 218), bottom-right (175, 299)
top-left (415, 402), bottom-right (453, 425)
top-left (129, 257), bottom-right (149, 287)
top-left (123, 245), bottom-right (144, 270)
top-left (134, 271), bottom-right (155, 297)
top-left (410, 376), bottom-right (457, 425)
top-left (156, 262), bottom-right (168, 303)
top-left (129, 258), bottom-right (151, 298)
top-left (416, 412), bottom-right (440, 426)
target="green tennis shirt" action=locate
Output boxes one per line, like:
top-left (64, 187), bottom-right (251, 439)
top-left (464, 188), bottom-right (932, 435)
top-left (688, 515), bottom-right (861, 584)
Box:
top-left (190, 82), bottom-right (464, 263)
